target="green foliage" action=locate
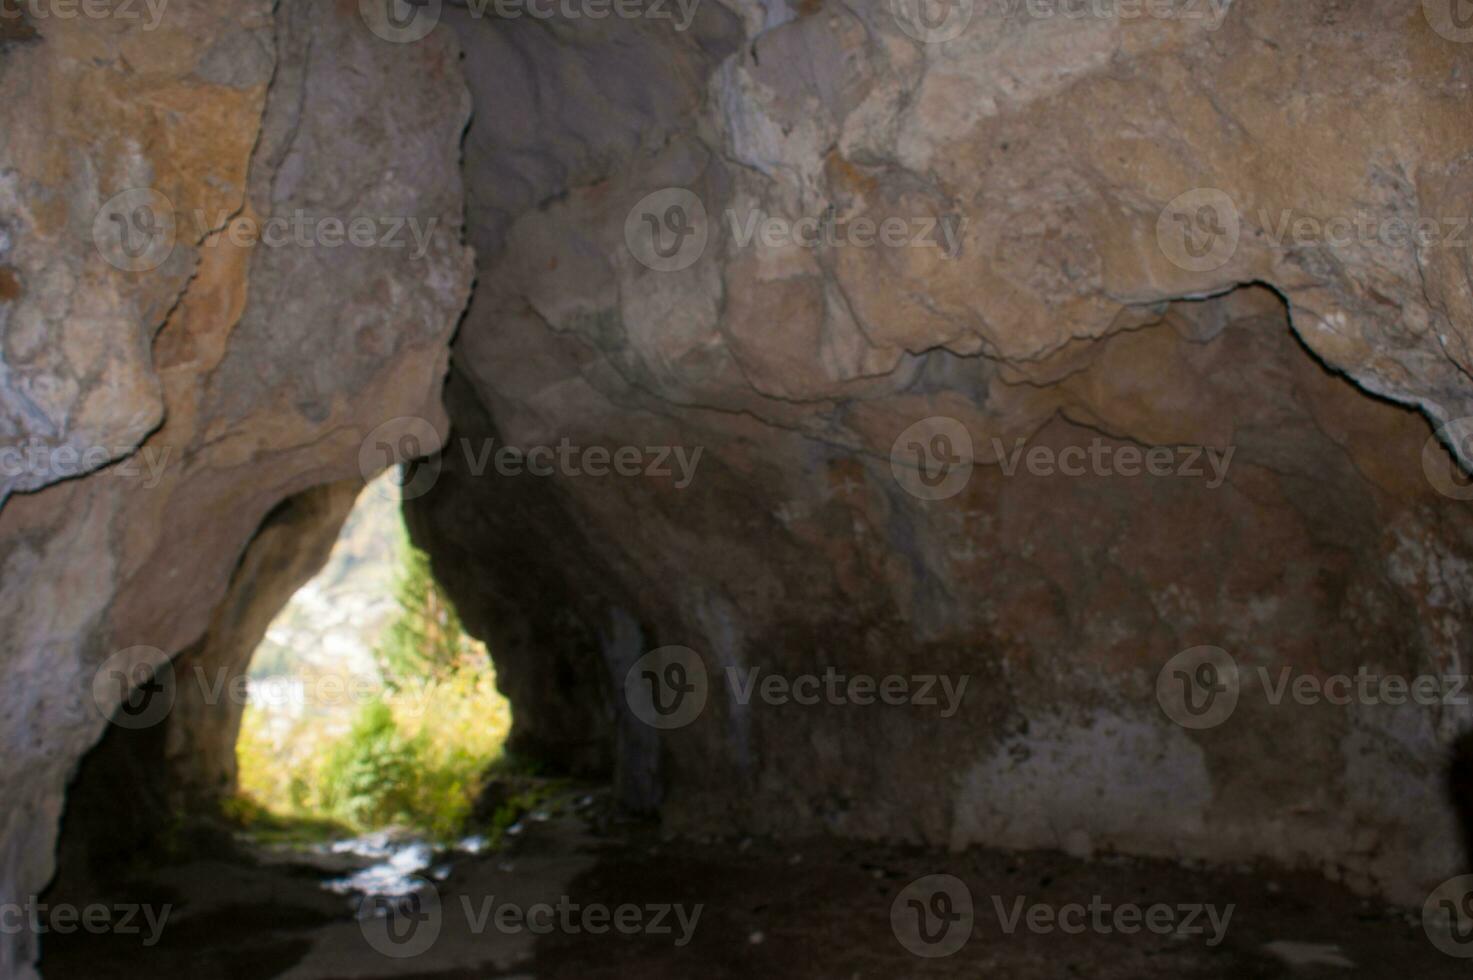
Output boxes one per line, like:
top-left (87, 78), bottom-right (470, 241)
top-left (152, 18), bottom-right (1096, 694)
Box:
top-left (475, 774), bottom-right (570, 850)
top-left (374, 546), bottom-right (479, 690)
top-left (235, 542), bottom-right (511, 845)
top-left (319, 699), bottom-right (423, 828)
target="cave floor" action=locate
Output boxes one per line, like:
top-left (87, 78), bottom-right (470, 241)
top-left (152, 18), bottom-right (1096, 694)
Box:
top-left (40, 792), bottom-right (1466, 979)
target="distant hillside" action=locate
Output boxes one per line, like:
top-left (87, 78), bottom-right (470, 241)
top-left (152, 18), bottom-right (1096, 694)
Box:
top-left (251, 471), bottom-right (409, 680)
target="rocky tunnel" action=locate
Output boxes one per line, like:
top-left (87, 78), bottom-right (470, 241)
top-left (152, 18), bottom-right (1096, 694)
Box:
top-left (2, 0), bottom-right (1473, 976)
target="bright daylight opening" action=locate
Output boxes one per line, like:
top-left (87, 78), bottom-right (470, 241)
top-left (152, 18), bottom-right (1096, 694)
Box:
top-left (231, 471), bottom-right (518, 861)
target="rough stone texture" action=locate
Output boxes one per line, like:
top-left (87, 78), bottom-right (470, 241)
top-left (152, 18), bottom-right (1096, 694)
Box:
top-left (2, 2), bottom-right (1472, 977)
top-left (412, 0), bottom-right (1473, 911)
top-left (0, 1), bottom-right (275, 501)
top-left (0, 2), bottom-right (474, 976)
top-left (404, 371), bottom-right (630, 779)
top-left (44, 479), bottom-right (358, 912)
top-left (163, 479), bottom-right (361, 807)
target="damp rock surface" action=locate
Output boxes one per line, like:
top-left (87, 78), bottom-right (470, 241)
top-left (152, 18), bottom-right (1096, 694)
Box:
top-left (1, 2), bottom-right (1472, 978)
top-left (417, 0), bottom-right (1473, 910)
top-left (0, 3), bottom-right (474, 976)
top-left (37, 796), bottom-right (1473, 979)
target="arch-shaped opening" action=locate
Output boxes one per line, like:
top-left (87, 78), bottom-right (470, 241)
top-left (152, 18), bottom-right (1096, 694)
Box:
top-left (42, 280), bottom-right (1473, 978)
top-left (42, 467), bottom-right (618, 977)
top-left (231, 470), bottom-right (514, 847)
top-left (10, 4), bottom-right (1473, 979)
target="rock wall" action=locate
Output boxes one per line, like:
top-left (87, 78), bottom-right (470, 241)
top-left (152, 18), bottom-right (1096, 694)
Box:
top-left (46, 480), bottom-right (359, 910)
top-left (1, 2), bottom-right (1472, 976)
top-left (0, 2), bottom-right (474, 976)
top-left (162, 479), bottom-right (362, 809)
top-left (412, 0), bottom-right (1473, 908)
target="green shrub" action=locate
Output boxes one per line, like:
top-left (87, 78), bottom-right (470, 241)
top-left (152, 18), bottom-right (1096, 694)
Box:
top-left (375, 546), bottom-right (481, 691)
top-left (236, 546), bottom-right (512, 844)
top-left (319, 699), bottom-right (422, 828)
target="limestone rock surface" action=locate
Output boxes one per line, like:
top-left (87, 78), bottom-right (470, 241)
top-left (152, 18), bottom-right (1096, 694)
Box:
top-left (0, 4), bottom-right (474, 976)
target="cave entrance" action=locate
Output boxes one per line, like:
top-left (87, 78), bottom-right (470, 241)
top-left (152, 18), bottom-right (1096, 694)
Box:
top-left (231, 469), bottom-right (515, 850)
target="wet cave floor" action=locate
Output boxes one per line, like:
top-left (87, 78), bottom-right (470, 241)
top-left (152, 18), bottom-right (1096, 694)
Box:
top-left (40, 789), bottom-right (1469, 979)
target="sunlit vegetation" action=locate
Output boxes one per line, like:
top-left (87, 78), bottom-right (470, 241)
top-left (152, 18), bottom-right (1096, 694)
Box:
top-left (234, 484), bottom-right (511, 844)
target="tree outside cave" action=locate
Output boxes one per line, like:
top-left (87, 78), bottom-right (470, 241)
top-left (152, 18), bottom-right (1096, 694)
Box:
top-left (233, 471), bottom-right (512, 843)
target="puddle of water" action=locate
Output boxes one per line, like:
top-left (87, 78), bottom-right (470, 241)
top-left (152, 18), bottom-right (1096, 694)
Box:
top-left (458, 834), bottom-right (490, 854)
top-left (321, 832), bottom-right (491, 897)
top-left (325, 837), bottom-right (433, 896)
